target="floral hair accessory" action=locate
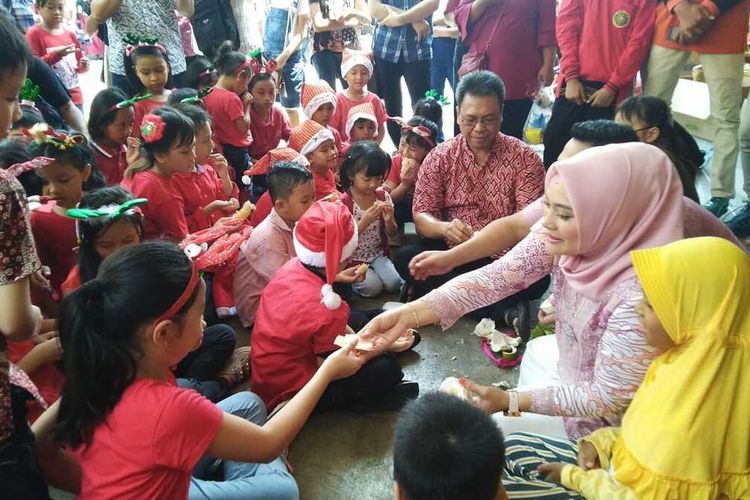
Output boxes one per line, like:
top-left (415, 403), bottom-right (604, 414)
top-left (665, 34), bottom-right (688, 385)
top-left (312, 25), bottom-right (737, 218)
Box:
top-left (124, 33), bottom-right (167, 57)
top-left (5, 156), bottom-right (55, 177)
top-left (20, 79), bottom-right (41, 105)
top-left (388, 116), bottom-right (436, 148)
top-left (247, 47), bottom-right (278, 77)
top-left (66, 198), bottom-right (148, 221)
top-left (141, 114), bottom-right (166, 143)
top-left (424, 89), bottom-right (450, 105)
top-left (109, 93), bottom-right (153, 112)
top-left (180, 87), bottom-right (213, 104)
top-left (24, 124), bottom-right (86, 150)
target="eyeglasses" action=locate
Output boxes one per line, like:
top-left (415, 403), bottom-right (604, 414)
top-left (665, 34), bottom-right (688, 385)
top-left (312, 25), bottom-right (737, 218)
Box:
top-left (459, 115), bottom-right (500, 128)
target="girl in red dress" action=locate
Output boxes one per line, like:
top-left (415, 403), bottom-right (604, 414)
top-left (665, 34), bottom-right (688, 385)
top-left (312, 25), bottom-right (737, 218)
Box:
top-left (123, 36), bottom-right (173, 139)
top-left (87, 88), bottom-right (135, 185)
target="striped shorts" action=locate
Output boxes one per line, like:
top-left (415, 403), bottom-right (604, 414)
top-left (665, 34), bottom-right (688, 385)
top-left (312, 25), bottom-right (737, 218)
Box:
top-left (502, 432), bottom-right (584, 499)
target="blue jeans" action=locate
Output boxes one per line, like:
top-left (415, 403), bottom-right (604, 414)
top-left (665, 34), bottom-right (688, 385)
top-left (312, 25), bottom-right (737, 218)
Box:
top-left (431, 37), bottom-right (456, 96)
top-left (263, 8), bottom-right (307, 108)
top-left (311, 50), bottom-right (345, 90)
top-left (189, 392), bottom-right (299, 500)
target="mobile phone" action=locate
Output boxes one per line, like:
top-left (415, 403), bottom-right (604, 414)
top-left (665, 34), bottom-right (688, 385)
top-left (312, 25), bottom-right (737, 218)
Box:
top-left (667, 26), bottom-right (680, 42)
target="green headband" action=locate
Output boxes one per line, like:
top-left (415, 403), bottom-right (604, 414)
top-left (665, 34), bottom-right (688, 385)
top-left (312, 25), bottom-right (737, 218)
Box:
top-left (67, 198), bottom-right (148, 221)
top-left (180, 87), bottom-right (213, 104)
top-left (425, 89), bottom-right (450, 105)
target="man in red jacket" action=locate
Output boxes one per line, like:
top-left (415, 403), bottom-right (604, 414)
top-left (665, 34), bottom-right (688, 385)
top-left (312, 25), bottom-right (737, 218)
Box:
top-left (542, 0), bottom-right (656, 168)
top-left (646, 0), bottom-right (749, 224)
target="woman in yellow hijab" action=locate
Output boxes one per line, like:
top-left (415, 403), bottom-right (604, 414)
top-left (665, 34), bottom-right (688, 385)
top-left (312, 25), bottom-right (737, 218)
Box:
top-left (504, 236), bottom-right (750, 499)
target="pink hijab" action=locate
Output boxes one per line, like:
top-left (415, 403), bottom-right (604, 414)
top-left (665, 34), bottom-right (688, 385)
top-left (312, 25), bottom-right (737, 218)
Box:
top-left (545, 143), bottom-right (684, 300)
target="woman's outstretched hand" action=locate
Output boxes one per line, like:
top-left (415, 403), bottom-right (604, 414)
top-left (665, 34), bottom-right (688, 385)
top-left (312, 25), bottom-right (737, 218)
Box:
top-left (358, 307), bottom-right (416, 351)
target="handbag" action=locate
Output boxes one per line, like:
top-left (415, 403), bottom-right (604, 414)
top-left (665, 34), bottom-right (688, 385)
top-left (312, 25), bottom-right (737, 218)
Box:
top-left (457, 3), bottom-right (504, 79)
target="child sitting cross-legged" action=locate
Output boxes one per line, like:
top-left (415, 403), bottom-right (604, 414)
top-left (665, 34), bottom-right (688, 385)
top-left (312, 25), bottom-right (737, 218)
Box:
top-left (250, 200), bottom-right (418, 413)
top-left (340, 141), bottom-right (402, 298)
top-left (393, 392), bottom-right (508, 500)
top-left (33, 241), bottom-right (366, 498)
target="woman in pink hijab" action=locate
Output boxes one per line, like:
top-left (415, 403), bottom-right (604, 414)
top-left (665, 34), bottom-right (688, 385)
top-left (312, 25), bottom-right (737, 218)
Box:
top-left (360, 143), bottom-right (685, 439)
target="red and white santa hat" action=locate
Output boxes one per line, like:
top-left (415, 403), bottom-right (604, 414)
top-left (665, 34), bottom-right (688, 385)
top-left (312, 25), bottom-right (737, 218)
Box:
top-left (288, 119), bottom-right (336, 157)
top-left (301, 80), bottom-right (337, 120)
top-left (293, 200), bottom-right (358, 310)
top-left (242, 147), bottom-right (309, 183)
top-left (345, 102), bottom-right (378, 139)
top-left (341, 48), bottom-right (373, 79)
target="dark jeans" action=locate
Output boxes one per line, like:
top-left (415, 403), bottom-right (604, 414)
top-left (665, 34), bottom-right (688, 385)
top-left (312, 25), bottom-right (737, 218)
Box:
top-left (374, 56), bottom-right (431, 145)
top-left (0, 387), bottom-right (49, 499)
top-left (394, 238), bottom-right (551, 322)
top-left (431, 37), bottom-right (456, 95)
top-left (175, 323), bottom-right (237, 402)
top-left (542, 82), bottom-right (615, 169)
top-left (315, 353), bottom-right (403, 412)
top-left (312, 50), bottom-right (346, 90)
top-left (221, 144), bottom-right (252, 192)
top-left (394, 196), bottom-right (413, 227)
top-left (348, 308), bottom-right (383, 332)
top-left (453, 40), bottom-right (469, 137)
top-left (502, 98), bottom-right (534, 140)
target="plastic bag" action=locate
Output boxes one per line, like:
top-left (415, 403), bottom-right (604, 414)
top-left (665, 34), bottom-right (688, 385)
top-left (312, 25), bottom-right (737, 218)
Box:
top-left (523, 85), bottom-right (555, 145)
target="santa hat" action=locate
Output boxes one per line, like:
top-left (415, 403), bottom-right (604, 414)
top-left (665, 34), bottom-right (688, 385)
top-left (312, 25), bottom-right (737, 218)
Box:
top-left (341, 48), bottom-right (373, 78)
top-left (293, 200), bottom-right (358, 310)
top-left (242, 147), bottom-right (309, 183)
top-left (301, 80), bottom-right (337, 119)
top-left (288, 120), bottom-right (336, 157)
top-left (345, 102), bottom-right (378, 139)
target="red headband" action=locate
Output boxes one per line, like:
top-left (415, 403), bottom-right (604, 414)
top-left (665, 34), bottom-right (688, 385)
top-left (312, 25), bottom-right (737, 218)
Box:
top-left (389, 116), bottom-right (435, 148)
top-left (153, 262), bottom-right (200, 325)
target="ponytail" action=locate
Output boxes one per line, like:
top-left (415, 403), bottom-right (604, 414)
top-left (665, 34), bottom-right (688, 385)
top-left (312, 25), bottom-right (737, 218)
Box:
top-left (55, 241), bottom-right (198, 447)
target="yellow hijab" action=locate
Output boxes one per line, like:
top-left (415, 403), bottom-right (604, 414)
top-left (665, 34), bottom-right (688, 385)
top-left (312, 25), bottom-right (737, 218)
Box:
top-left (612, 237), bottom-right (750, 499)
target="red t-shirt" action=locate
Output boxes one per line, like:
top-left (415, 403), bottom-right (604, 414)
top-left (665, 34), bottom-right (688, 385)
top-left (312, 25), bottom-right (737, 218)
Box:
top-left (203, 87), bottom-right (252, 148)
top-left (248, 105), bottom-right (292, 160)
top-left (91, 141), bottom-right (128, 185)
top-left (132, 98), bottom-right (166, 139)
top-left (75, 379), bottom-right (223, 500)
top-left (250, 258), bottom-right (349, 409)
top-left (25, 25), bottom-right (84, 105)
top-left (171, 164), bottom-right (238, 233)
top-left (30, 202), bottom-right (77, 298)
top-left (61, 264), bottom-right (82, 295)
top-left (329, 92), bottom-right (387, 142)
top-left (121, 169), bottom-right (189, 241)
top-left (313, 168), bottom-right (338, 201)
top-left (386, 154), bottom-right (403, 185)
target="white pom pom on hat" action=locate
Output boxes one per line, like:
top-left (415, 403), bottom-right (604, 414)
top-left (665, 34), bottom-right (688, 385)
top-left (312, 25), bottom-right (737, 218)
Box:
top-left (293, 200), bottom-right (358, 309)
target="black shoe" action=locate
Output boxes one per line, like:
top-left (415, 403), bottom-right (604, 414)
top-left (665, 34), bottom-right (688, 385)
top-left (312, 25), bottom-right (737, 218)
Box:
top-left (724, 203), bottom-right (750, 238)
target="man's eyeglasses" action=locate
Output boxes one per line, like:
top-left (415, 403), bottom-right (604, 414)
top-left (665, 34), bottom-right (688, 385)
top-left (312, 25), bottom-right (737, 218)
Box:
top-left (459, 115), bottom-right (500, 128)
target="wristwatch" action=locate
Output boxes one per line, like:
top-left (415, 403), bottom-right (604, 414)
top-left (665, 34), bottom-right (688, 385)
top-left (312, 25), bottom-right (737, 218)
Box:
top-left (504, 390), bottom-right (521, 417)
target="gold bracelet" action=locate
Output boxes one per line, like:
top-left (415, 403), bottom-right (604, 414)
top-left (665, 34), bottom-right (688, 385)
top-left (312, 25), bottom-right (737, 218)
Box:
top-left (407, 303), bottom-right (421, 329)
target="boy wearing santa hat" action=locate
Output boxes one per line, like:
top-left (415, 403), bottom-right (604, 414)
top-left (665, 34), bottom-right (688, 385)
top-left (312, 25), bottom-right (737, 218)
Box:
top-left (301, 80), bottom-right (346, 155)
top-left (289, 120), bottom-right (341, 200)
top-left (345, 102), bottom-right (379, 143)
top-left (329, 49), bottom-right (387, 144)
top-left (250, 200), bottom-right (417, 412)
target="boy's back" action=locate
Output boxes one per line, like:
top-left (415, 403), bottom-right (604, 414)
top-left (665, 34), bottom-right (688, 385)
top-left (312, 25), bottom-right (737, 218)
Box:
top-left (250, 258), bottom-right (350, 410)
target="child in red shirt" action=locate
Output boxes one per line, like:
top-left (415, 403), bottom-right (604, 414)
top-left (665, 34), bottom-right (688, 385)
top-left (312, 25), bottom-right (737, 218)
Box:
top-left (288, 120), bottom-right (340, 201)
top-left (251, 201), bottom-right (410, 412)
top-left (383, 116), bottom-right (439, 227)
top-left (330, 49), bottom-right (387, 144)
top-left (124, 37), bottom-right (173, 139)
top-left (36, 242), bottom-right (364, 499)
top-left (25, 126), bottom-right (105, 302)
top-left (121, 107), bottom-right (238, 241)
top-left (248, 71), bottom-right (292, 162)
top-left (26, 0), bottom-right (88, 107)
top-left (203, 42), bottom-right (254, 187)
top-left (87, 88), bottom-right (134, 184)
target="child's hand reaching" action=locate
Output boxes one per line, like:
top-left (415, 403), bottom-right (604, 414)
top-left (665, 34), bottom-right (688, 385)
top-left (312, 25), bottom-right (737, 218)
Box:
top-left (126, 137), bottom-right (142, 166)
top-left (53, 44), bottom-right (78, 58)
top-left (537, 462), bottom-right (564, 483)
top-left (319, 336), bottom-right (366, 381)
top-left (335, 264), bottom-right (367, 284)
top-left (577, 441), bottom-right (600, 470)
